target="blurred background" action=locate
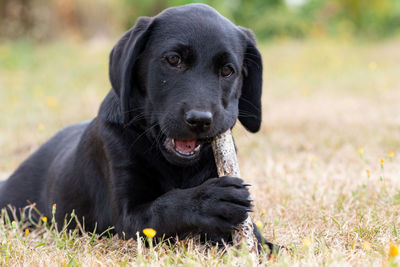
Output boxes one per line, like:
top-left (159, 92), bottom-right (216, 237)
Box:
top-left (1, 0), bottom-right (400, 41)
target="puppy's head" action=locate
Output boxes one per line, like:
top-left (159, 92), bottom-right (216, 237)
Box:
top-left (109, 4), bottom-right (263, 166)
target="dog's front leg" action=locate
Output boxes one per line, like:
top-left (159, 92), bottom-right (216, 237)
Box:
top-left (114, 176), bottom-right (252, 240)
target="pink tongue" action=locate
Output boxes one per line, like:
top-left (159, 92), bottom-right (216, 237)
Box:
top-left (174, 138), bottom-right (197, 153)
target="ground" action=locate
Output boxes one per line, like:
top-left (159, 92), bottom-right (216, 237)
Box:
top-left (0, 38), bottom-right (399, 266)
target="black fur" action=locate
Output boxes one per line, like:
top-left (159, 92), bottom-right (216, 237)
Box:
top-left (0, 4), bottom-right (270, 249)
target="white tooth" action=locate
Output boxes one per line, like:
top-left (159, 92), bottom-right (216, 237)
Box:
top-left (194, 145), bottom-right (201, 152)
top-left (177, 150), bottom-right (194, 156)
top-left (171, 138), bottom-right (175, 146)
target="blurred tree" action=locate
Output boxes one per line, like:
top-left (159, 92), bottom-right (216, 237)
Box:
top-left (122, 0), bottom-right (168, 27)
top-left (54, 0), bottom-right (80, 37)
top-left (0, 0), bottom-right (399, 41)
top-left (0, 0), bottom-right (36, 39)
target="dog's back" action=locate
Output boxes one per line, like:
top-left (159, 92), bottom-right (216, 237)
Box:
top-left (0, 121), bottom-right (90, 217)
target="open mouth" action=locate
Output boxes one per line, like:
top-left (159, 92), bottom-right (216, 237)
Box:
top-left (164, 137), bottom-right (213, 160)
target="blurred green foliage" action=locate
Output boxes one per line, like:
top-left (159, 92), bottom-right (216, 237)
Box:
top-left (0, 0), bottom-right (399, 41)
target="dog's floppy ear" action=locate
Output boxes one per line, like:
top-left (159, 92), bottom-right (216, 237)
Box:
top-left (238, 27), bottom-right (263, 133)
top-left (109, 17), bottom-right (153, 125)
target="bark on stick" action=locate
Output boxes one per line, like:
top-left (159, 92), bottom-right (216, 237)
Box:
top-left (211, 129), bottom-right (259, 255)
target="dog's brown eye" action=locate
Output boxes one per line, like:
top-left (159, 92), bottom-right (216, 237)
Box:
top-left (166, 55), bottom-right (181, 66)
top-left (221, 65), bottom-right (234, 77)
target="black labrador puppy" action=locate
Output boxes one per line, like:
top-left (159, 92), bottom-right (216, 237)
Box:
top-left (0, 4), bottom-right (270, 249)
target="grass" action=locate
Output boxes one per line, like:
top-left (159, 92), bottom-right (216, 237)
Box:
top-left (1, 37), bottom-right (400, 266)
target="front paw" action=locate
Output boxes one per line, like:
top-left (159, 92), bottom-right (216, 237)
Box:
top-left (190, 176), bottom-right (252, 234)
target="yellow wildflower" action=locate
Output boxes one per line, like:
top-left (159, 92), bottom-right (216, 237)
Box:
top-left (261, 210), bottom-right (266, 216)
top-left (42, 217), bottom-right (47, 223)
top-left (38, 123), bottom-right (45, 131)
top-left (52, 203), bottom-right (57, 216)
top-left (25, 229), bottom-right (29, 235)
top-left (380, 158), bottom-right (384, 165)
top-left (143, 228), bottom-right (156, 238)
top-left (358, 148), bottom-right (364, 156)
top-left (389, 243), bottom-right (399, 258)
top-left (369, 61), bottom-right (377, 70)
top-left (388, 151), bottom-right (394, 159)
top-left (255, 220), bottom-right (263, 229)
top-left (311, 156), bottom-right (317, 163)
top-left (362, 241), bottom-right (371, 252)
top-left (45, 96), bottom-right (59, 108)
top-left (302, 237), bottom-right (312, 247)
top-left (365, 169), bottom-right (370, 176)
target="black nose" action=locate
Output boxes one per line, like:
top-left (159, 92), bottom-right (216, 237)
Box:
top-left (184, 110), bottom-right (213, 133)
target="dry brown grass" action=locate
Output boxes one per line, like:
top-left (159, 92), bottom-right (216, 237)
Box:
top-left (1, 38), bottom-right (400, 266)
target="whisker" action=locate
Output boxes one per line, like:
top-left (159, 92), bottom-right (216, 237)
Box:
top-left (128, 123), bottom-right (159, 151)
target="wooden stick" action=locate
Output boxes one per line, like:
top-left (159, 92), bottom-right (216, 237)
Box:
top-left (211, 129), bottom-right (259, 256)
